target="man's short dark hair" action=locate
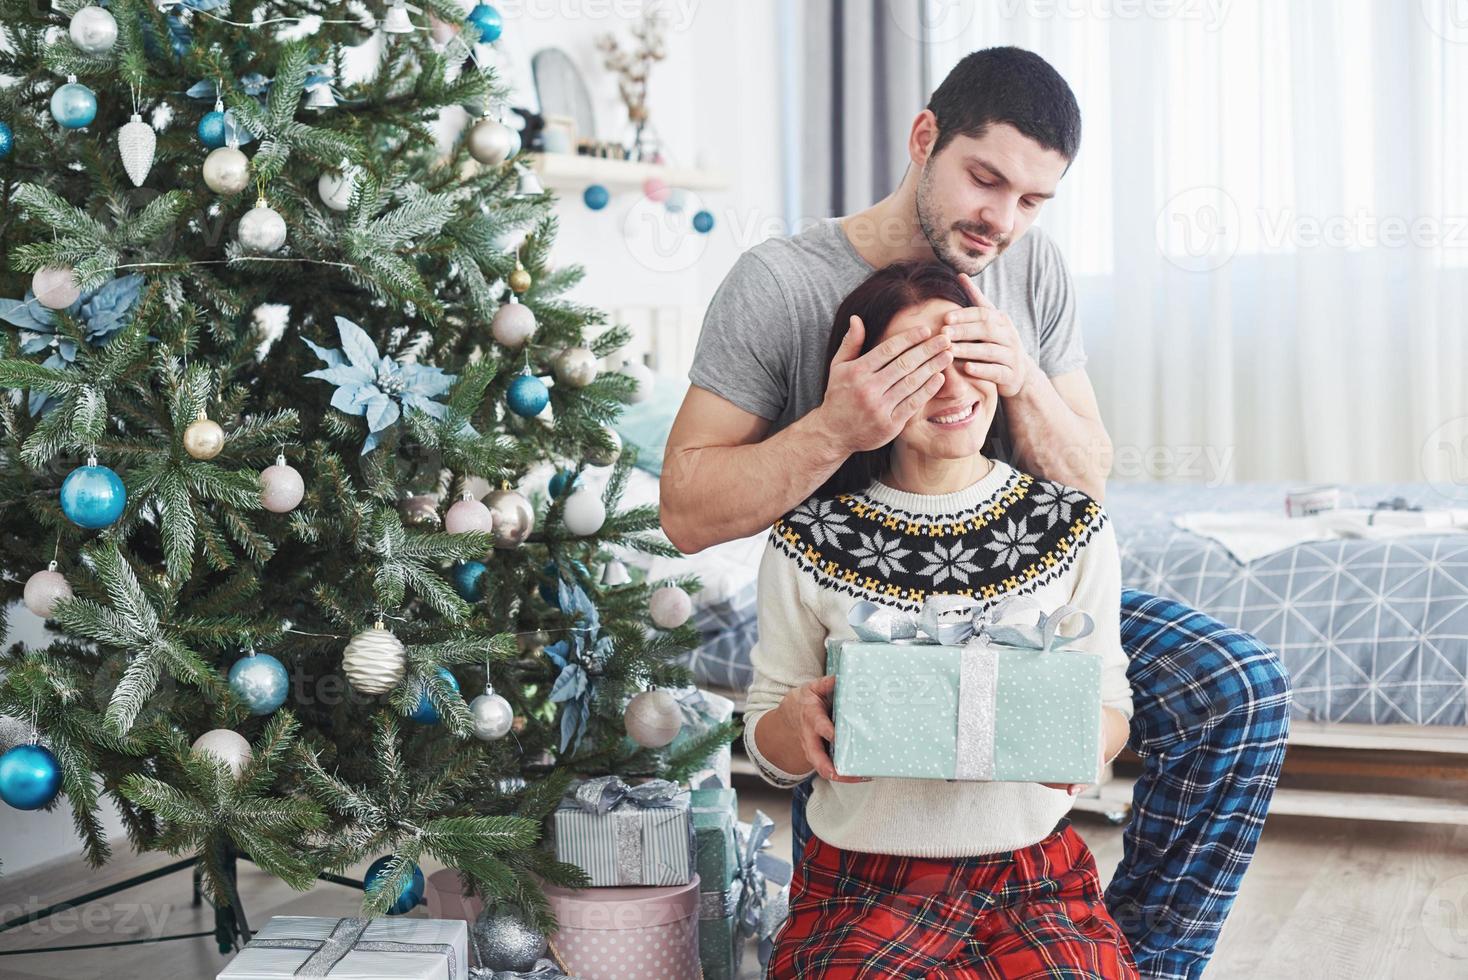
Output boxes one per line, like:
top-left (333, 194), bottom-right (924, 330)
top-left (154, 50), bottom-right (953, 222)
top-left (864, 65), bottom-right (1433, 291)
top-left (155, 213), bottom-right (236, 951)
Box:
top-left (926, 47), bottom-right (1081, 161)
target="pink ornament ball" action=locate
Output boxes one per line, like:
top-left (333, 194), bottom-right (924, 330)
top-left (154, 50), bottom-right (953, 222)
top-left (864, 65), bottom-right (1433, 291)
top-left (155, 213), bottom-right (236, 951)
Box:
top-left (260, 460), bottom-right (305, 513)
top-left (32, 267), bottom-right (80, 310)
top-left (649, 585), bottom-right (693, 630)
top-left (642, 176), bottom-right (670, 202)
top-left (444, 497), bottom-right (495, 534)
top-left (23, 568), bottom-right (73, 618)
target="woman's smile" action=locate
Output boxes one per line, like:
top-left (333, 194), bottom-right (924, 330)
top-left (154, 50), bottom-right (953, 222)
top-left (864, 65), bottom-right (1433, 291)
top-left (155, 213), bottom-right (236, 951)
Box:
top-left (927, 399), bottom-right (980, 429)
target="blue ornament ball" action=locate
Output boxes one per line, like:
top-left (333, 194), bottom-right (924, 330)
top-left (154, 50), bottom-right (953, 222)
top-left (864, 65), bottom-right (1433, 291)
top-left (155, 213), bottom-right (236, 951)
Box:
top-left (466, 3), bottom-right (503, 42)
top-left (451, 560), bottom-right (488, 601)
top-left (507, 372), bottom-right (550, 417)
top-left (50, 81), bottom-right (98, 130)
top-left (0, 743), bottom-right (63, 811)
top-left (692, 209), bottom-right (715, 234)
top-left (583, 184), bottom-right (610, 210)
top-left (228, 652), bottom-right (290, 716)
top-left (364, 855), bottom-right (426, 915)
top-left (60, 462), bottom-right (126, 529)
top-left (0, 121), bottom-right (12, 159)
top-left (548, 468), bottom-right (581, 500)
top-left (198, 110), bottom-right (227, 148)
top-left (408, 667), bottom-right (460, 725)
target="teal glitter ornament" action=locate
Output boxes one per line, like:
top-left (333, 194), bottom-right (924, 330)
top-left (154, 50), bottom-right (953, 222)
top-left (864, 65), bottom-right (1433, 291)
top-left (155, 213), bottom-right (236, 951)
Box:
top-left (506, 369), bottom-right (549, 417)
top-left (60, 455), bottom-right (126, 529)
top-left (227, 652), bottom-right (289, 716)
top-left (50, 76), bottom-right (97, 129)
top-left (363, 855), bottom-right (425, 915)
top-left (0, 121), bottom-right (12, 159)
top-left (451, 560), bottom-right (488, 601)
top-left (408, 667), bottom-right (460, 724)
top-left (198, 108), bottom-right (227, 148)
top-left (465, 3), bottom-right (503, 42)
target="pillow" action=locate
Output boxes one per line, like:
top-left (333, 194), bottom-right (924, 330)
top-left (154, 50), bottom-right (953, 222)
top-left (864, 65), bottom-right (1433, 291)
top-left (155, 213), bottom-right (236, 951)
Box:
top-left (614, 373), bottom-right (689, 476)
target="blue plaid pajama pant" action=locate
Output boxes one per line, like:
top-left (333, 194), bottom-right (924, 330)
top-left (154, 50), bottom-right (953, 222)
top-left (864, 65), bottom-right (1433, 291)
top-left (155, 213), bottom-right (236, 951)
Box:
top-left (788, 589), bottom-right (1293, 980)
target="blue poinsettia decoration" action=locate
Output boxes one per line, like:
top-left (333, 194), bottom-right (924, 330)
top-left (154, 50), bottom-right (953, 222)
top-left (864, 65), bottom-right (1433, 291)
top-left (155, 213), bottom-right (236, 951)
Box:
top-left (160, 0), bottom-right (234, 57)
top-left (303, 316), bottom-right (457, 454)
top-left (545, 578), bottom-right (614, 755)
top-left (0, 275), bottom-right (145, 415)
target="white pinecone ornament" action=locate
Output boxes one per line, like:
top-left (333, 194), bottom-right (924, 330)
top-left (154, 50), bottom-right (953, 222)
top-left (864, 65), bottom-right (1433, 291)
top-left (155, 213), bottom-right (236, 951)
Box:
top-left (117, 114), bottom-right (156, 187)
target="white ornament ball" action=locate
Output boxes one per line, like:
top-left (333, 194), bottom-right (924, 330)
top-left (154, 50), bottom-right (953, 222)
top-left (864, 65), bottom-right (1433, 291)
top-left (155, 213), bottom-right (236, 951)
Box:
top-left (466, 117), bottom-right (517, 166)
top-left (69, 5), bottom-right (118, 53)
top-left (469, 692), bottom-right (514, 741)
top-left (342, 624), bottom-right (407, 695)
top-left (183, 416), bottom-right (226, 460)
top-left (552, 347), bottom-right (599, 388)
top-left (260, 458), bottom-right (305, 513)
top-left (23, 568), bottom-right (73, 618)
top-left (203, 146), bottom-right (251, 195)
top-left (445, 497), bottom-right (495, 534)
top-left (624, 690), bottom-right (682, 748)
top-left (191, 729), bottom-right (253, 779)
top-left (32, 266), bottom-right (80, 310)
top-left (621, 359), bottom-right (654, 403)
top-left (318, 168), bottom-right (355, 211)
top-left (485, 489), bottom-right (534, 548)
top-left (561, 487), bottom-right (605, 537)
top-left (490, 301), bottom-right (536, 349)
top-left (584, 426), bottom-right (621, 467)
top-left (649, 585), bottom-right (694, 630)
top-left (238, 204), bottom-right (288, 253)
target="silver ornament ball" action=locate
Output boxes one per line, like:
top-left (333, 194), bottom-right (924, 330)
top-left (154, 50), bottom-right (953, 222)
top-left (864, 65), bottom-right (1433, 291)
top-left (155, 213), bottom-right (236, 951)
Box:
top-left (260, 458), bottom-right (305, 513)
top-left (23, 567), bottom-right (73, 618)
top-left (469, 692), bottom-right (514, 741)
top-left (191, 729), bottom-right (253, 779)
top-left (485, 489), bottom-right (534, 548)
top-left (69, 5), bottom-right (118, 53)
top-left (238, 203), bottom-right (288, 253)
top-left (318, 169), bottom-right (355, 211)
top-left (203, 146), bottom-right (251, 195)
top-left (184, 415), bottom-right (226, 459)
top-left (342, 624), bottom-right (407, 695)
top-left (625, 689), bottom-right (683, 748)
top-left (551, 347), bottom-right (599, 388)
top-left (470, 904), bottom-right (546, 973)
top-left (466, 117), bottom-right (517, 166)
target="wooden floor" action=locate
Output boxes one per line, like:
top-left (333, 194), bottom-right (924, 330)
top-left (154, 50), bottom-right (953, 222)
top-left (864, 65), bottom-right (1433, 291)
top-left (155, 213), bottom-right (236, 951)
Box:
top-left (2, 778), bottom-right (1467, 979)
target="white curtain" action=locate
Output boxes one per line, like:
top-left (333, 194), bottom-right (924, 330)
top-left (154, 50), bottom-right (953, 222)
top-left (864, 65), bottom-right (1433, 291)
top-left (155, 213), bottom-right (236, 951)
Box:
top-left (916, 0), bottom-right (1468, 487)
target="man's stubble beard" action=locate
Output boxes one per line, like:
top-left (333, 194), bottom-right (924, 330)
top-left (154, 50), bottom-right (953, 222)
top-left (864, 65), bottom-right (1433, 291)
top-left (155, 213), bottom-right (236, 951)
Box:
top-left (915, 159), bottom-right (1009, 277)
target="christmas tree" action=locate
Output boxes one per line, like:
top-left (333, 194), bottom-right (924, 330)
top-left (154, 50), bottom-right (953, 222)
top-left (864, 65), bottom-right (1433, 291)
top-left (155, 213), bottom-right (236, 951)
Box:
top-left (0, 0), bottom-right (725, 943)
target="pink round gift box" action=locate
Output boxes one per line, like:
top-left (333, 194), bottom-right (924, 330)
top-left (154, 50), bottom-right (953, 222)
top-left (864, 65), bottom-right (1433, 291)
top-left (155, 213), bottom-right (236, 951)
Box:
top-left (542, 875), bottom-right (701, 980)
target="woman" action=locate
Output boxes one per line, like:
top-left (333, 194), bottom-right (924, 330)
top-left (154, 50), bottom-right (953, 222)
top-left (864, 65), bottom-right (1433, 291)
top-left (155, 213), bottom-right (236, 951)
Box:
top-left (743, 260), bottom-right (1138, 978)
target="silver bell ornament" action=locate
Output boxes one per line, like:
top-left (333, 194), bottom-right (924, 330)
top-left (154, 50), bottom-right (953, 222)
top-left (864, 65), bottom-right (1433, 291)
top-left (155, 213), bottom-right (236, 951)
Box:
top-left (624, 689), bottom-right (683, 748)
top-left (318, 164), bottom-right (356, 212)
top-left (69, 5), bottom-right (118, 53)
top-left (203, 144), bottom-right (251, 195)
top-left (584, 425), bottom-right (621, 467)
top-left (485, 487), bottom-right (534, 549)
top-left (469, 688), bottom-right (514, 741)
top-left (490, 297), bottom-right (536, 349)
top-left (342, 620), bottom-right (407, 695)
top-left (470, 904), bottom-right (547, 973)
top-left (238, 197), bottom-right (288, 253)
top-left (551, 347), bottom-right (599, 388)
top-left (600, 558), bottom-right (631, 587)
top-left (513, 163), bottom-right (543, 198)
top-left (183, 409), bottom-right (226, 460)
top-left (381, 0), bottom-right (416, 34)
top-left (466, 116), bottom-right (517, 166)
top-left (23, 562), bottom-right (73, 618)
top-left (117, 114), bottom-right (156, 187)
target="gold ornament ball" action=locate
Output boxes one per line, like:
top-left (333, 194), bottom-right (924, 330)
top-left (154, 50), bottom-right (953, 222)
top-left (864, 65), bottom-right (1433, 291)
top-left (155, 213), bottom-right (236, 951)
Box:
top-left (184, 416), bottom-right (226, 459)
top-left (552, 347), bottom-right (600, 388)
top-left (508, 267), bottom-right (532, 294)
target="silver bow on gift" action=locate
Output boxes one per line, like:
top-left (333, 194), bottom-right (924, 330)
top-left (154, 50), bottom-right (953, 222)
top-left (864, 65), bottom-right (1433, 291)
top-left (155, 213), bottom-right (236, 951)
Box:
top-left (246, 916), bottom-right (461, 978)
top-left (732, 810), bottom-right (793, 961)
top-left (562, 774), bottom-right (684, 816)
top-left (469, 960), bottom-right (579, 980)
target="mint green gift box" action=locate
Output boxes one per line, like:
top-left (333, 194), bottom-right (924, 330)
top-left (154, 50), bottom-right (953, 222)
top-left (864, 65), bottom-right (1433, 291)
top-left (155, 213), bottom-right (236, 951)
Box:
top-left (691, 786), bottom-right (741, 980)
top-left (826, 597), bottom-right (1103, 784)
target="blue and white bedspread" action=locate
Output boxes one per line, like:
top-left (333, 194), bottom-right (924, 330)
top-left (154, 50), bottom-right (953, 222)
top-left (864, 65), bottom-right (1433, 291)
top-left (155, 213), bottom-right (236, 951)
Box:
top-left (626, 466), bottom-right (1468, 727)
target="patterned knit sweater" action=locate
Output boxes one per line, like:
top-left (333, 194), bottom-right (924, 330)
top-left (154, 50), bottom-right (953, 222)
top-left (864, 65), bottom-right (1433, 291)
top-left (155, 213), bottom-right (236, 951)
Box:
top-left (742, 460), bottom-right (1133, 858)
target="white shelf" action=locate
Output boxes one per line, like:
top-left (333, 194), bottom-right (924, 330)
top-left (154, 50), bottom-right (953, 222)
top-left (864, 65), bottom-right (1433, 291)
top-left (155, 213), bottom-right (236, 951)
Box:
top-left (524, 152), bottom-right (728, 192)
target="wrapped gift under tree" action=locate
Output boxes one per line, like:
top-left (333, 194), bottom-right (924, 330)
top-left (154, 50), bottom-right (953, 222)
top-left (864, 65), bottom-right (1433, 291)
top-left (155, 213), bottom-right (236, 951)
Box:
top-left (551, 776), bottom-right (694, 887)
top-left (217, 915), bottom-right (467, 980)
top-left (827, 597), bottom-right (1104, 784)
top-left (690, 782), bottom-right (741, 980)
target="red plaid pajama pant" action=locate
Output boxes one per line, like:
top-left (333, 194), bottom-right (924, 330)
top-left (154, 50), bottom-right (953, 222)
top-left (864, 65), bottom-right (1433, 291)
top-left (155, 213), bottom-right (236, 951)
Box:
top-left (768, 818), bottom-right (1139, 979)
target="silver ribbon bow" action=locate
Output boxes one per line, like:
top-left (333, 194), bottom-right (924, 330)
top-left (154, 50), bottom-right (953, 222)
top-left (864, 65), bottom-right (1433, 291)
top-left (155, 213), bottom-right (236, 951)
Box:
top-left (246, 916), bottom-right (460, 978)
top-left (563, 775), bottom-right (684, 817)
top-left (732, 811), bottom-right (793, 948)
top-left (469, 959), bottom-right (578, 980)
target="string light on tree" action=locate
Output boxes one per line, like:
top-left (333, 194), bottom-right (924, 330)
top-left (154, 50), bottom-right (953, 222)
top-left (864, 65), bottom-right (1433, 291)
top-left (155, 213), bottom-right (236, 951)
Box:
top-left (260, 454), bottom-right (305, 513)
top-left (60, 454), bottom-right (127, 529)
top-left (342, 620), bottom-right (407, 695)
top-left (24, 562), bottom-right (73, 618)
top-left (183, 409), bottom-right (226, 460)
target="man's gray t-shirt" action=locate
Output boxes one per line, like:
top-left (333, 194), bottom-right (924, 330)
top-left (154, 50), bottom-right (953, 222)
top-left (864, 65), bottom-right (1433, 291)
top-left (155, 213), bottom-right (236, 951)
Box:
top-left (687, 218), bottom-right (1085, 460)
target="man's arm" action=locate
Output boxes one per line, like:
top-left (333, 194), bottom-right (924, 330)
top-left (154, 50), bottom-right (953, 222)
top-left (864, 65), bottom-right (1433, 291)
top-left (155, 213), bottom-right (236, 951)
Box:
top-left (660, 387), bottom-right (848, 554)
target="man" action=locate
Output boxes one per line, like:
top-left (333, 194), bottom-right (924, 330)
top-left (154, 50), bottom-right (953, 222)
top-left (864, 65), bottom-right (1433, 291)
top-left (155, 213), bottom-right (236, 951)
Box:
top-left (661, 47), bottom-right (1291, 980)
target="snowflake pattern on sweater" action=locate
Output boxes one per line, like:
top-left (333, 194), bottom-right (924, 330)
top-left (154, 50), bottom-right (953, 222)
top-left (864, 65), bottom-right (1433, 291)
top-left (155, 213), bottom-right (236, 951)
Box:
top-left (772, 468), bottom-right (1105, 612)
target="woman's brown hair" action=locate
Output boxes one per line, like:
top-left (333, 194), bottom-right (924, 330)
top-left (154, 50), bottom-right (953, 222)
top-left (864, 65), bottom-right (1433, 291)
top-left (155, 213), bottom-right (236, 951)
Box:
top-left (814, 260), bottom-right (972, 498)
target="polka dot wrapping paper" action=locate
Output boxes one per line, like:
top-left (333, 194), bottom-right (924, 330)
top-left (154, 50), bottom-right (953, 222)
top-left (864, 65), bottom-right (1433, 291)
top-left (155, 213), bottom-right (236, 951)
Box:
top-left (542, 876), bottom-right (702, 980)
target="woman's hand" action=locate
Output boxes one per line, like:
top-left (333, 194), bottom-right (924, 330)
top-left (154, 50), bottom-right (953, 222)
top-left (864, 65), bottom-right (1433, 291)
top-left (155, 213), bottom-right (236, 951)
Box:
top-left (782, 675), bottom-right (871, 784)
